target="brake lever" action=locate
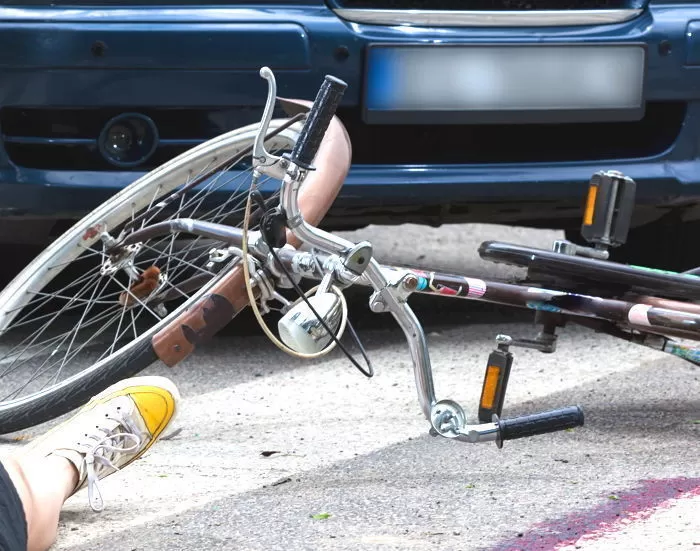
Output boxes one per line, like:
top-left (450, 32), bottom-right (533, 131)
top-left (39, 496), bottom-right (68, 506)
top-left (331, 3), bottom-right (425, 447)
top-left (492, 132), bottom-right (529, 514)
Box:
top-left (253, 67), bottom-right (290, 181)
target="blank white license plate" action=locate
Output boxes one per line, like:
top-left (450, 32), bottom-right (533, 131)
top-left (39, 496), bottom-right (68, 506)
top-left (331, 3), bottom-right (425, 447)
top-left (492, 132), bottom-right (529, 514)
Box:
top-left (363, 44), bottom-right (646, 124)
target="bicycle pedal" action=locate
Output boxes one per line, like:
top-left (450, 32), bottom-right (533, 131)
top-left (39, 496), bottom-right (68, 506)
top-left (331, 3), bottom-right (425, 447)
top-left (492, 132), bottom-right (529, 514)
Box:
top-left (580, 170), bottom-right (636, 249)
top-left (478, 342), bottom-right (513, 423)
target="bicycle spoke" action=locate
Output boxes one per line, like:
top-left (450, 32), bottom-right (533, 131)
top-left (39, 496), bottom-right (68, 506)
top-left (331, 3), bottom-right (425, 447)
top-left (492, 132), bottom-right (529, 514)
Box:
top-left (5, 263), bottom-right (105, 319)
top-left (0, 304), bottom-right (124, 379)
top-left (138, 159), bottom-right (217, 230)
top-left (129, 309), bottom-right (138, 341)
top-left (56, 274), bottom-right (112, 374)
top-left (46, 249), bottom-right (102, 270)
top-left (107, 292), bottom-right (131, 357)
top-left (0, 311), bottom-right (121, 386)
top-left (6, 290), bottom-right (122, 333)
top-left (45, 305), bottom-right (128, 389)
top-left (106, 273), bottom-right (165, 322)
top-left (8, 305), bottom-right (125, 399)
top-left (0, 130), bottom-right (294, 405)
top-left (139, 243), bottom-right (216, 279)
top-left (0, 275), bottom-right (104, 374)
top-left (0, 303), bottom-right (124, 370)
top-left (100, 291), bottom-right (160, 363)
top-left (0, 304), bottom-right (122, 398)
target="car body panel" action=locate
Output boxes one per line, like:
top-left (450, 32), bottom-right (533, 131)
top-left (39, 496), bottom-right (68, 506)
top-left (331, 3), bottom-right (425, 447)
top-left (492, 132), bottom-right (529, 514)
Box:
top-left (0, 2), bottom-right (699, 241)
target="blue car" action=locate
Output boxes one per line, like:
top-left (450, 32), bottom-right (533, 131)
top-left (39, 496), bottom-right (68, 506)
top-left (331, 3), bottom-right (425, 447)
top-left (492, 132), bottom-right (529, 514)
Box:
top-left (0, 0), bottom-right (698, 269)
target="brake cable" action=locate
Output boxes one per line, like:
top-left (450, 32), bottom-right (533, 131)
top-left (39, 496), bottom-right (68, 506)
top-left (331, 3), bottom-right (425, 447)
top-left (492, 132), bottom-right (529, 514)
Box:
top-left (243, 183), bottom-right (373, 378)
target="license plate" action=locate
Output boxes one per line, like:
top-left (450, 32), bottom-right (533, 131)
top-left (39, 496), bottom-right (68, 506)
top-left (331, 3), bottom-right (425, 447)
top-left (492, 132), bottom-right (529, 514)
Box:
top-left (363, 44), bottom-right (646, 124)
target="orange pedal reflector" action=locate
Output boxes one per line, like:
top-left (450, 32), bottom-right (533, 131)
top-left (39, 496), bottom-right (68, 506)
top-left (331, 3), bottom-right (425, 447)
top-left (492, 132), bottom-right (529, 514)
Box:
top-left (583, 183), bottom-right (598, 226)
top-left (478, 348), bottom-right (513, 423)
top-left (480, 365), bottom-right (501, 410)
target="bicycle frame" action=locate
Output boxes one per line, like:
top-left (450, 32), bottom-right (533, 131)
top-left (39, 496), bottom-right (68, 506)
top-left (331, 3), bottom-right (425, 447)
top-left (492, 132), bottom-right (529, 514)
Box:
top-left (113, 68), bottom-right (699, 446)
top-left (122, 215), bottom-right (700, 436)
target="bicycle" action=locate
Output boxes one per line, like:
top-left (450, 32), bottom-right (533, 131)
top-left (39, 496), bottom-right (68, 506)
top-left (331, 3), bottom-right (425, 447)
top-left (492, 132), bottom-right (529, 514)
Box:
top-left (0, 68), bottom-right (698, 448)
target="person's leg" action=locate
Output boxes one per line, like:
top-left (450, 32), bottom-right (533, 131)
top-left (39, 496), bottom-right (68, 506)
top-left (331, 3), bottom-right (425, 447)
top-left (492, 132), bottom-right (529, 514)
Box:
top-left (1, 375), bottom-right (180, 551)
top-left (0, 458), bottom-right (29, 551)
top-left (2, 455), bottom-right (77, 551)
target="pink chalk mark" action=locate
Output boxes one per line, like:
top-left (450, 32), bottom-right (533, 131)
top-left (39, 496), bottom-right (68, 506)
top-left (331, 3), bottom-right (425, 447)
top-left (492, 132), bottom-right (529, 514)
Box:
top-left (488, 477), bottom-right (700, 551)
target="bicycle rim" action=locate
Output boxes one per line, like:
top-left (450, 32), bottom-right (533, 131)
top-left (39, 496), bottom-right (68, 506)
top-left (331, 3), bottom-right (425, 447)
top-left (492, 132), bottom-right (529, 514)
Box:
top-left (0, 119), bottom-right (301, 432)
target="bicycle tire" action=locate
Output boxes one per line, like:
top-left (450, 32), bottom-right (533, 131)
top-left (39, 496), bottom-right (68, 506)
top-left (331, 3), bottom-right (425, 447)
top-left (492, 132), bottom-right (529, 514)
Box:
top-left (0, 121), bottom-right (306, 434)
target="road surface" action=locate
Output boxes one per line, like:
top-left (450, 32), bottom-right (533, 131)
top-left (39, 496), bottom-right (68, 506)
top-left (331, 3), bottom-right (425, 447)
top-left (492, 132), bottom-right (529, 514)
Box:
top-left (1, 223), bottom-right (698, 550)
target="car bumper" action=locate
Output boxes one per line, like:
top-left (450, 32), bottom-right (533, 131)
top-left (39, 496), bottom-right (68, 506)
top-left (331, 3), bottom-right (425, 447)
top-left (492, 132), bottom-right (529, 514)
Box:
top-left (0, 3), bottom-right (699, 233)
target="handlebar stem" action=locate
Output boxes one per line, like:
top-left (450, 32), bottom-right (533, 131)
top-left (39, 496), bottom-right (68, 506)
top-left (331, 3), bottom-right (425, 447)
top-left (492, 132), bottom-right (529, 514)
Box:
top-left (281, 161), bottom-right (439, 420)
top-left (280, 165), bottom-right (357, 255)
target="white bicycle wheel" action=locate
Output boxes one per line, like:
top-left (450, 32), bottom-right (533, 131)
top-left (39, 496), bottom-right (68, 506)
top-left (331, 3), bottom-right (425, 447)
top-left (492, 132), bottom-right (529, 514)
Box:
top-left (0, 119), bottom-right (302, 434)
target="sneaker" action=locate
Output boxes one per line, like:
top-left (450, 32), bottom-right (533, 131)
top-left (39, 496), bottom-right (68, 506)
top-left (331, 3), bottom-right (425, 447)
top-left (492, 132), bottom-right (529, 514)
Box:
top-left (21, 375), bottom-right (180, 511)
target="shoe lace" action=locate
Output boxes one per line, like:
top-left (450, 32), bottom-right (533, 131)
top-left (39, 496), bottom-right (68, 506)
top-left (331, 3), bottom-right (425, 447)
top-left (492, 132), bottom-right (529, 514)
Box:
top-left (82, 413), bottom-right (142, 512)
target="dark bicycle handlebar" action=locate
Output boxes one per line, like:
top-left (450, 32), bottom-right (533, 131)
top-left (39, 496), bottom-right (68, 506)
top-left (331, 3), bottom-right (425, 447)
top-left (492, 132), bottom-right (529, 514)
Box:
top-left (288, 75), bottom-right (347, 170)
top-left (495, 405), bottom-right (584, 448)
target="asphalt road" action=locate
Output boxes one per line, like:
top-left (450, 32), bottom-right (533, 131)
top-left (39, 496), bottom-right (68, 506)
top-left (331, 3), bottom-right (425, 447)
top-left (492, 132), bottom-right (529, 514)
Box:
top-left (1, 223), bottom-right (698, 551)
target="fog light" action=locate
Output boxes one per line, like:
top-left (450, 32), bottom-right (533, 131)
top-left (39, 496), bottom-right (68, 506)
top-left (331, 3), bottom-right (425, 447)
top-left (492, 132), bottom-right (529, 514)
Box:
top-left (98, 113), bottom-right (159, 168)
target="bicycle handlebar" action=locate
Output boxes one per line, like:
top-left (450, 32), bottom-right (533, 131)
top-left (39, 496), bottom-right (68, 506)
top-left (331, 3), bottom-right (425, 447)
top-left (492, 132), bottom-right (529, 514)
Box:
top-left (269, 69), bottom-right (587, 448)
top-left (288, 75), bottom-right (347, 170)
top-left (495, 406), bottom-right (584, 448)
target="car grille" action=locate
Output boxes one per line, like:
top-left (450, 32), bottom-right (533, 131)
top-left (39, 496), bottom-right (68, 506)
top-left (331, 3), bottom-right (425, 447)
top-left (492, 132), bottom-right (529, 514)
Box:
top-left (333, 0), bottom-right (643, 10)
top-left (0, 102), bottom-right (685, 170)
top-left (0, 107), bottom-right (264, 172)
top-left (338, 102), bottom-right (684, 164)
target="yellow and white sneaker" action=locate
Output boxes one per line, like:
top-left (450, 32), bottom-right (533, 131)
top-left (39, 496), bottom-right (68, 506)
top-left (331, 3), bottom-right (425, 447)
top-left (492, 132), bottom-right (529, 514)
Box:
top-left (22, 376), bottom-right (179, 512)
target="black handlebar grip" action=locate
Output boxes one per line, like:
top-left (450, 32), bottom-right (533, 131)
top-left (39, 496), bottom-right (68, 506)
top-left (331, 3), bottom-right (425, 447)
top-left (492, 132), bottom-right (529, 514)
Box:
top-left (288, 75), bottom-right (347, 169)
top-left (496, 406), bottom-right (584, 448)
